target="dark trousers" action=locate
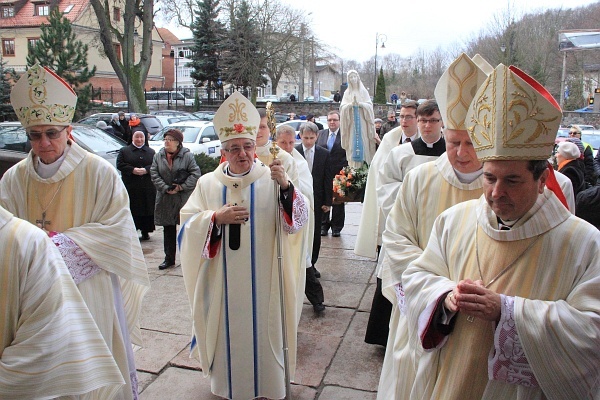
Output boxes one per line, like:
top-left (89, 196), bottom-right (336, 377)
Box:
top-left (321, 203), bottom-right (345, 233)
top-left (305, 266), bottom-right (324, 305)
top-left (163, 225), bottom-right (177, 265)
top-left (364, 277), bottom-right (392, 346)
top-left (312, 208), bottom-right (324, 265)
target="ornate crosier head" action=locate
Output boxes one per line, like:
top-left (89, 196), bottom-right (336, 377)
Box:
top-left (266, 102), bottom-right (280, 160)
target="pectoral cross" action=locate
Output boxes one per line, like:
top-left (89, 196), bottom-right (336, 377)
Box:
top-left (36, 211), bottom-right (51, 230)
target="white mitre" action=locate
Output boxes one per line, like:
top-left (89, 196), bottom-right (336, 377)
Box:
top-left (213, 91), bottom-right (259, 143)
top-left (10, 63), bottom-right (77, 128)
top-left (466, 64), bottom-right (562, 161)
top-left (434, 53), bottom-right (488, 130)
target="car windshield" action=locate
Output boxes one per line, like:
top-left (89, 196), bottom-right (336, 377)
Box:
top-left (71, 125), bottom-right (125, 152)
top-left (152, 126), bottom-right (202, 143)
top-left (581, 134), bottom-right (600, 150)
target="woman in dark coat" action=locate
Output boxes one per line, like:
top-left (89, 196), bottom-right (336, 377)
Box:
top-left (117, 130), bottom-right (157, 240)
top-left (151, 129), bottom-right (201, 270)
top-left (556, 141), bottom-right (585, 197)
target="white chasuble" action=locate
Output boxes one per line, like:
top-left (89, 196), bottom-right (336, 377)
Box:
top-left (403, 192), bottom-right (600, 399)
top-left (180, 160), bottom-right (307, 400)
top-left (0, 142), bottom-right (149, 400)
top-left (377, 154), bottom-right (483, 400)
top-left (0, 207), bottom-right (124, 399)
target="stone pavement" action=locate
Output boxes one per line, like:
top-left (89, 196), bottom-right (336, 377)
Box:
top-left (135, 202), bottom-right (385, 399)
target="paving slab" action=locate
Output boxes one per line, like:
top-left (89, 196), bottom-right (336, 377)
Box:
top-left (315, 258), bottom-right (375, 284)
top-left (135, 330), bottom-right (190, 374)
top-left (321, 280), bottom-right (367, 309)
top-left (324, 312), bottom-right (385, 392)
top-left (140, 367), bottom-right (218, 399)
top-left (140, 275), bottom-right (192, 335)
top-left (298, 304), bottom-right (354, 337)
top-left (137, 371), bottom-right (156, 394)
top-left (359, 283), bottom-right (376, 312)
top-left (317, 385), bottom-right (378, 400)
top-left (294, 331), bottom-right (342, 387)
top-left (171, 346), bottom-right (203, 371)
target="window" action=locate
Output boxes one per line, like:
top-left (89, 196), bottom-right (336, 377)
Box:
top-left (113, 7), bottom-right (120, 21)
top-left (34, 3), bottom-right (49, 16)
top-left (1, 5), bottom-right (14, 18)
top-left (27, 38), bottom-right (39, 53)
top-left (2, 39), bottom-right (15, 56)
top-left (112, 43), bottom-right (121, 62)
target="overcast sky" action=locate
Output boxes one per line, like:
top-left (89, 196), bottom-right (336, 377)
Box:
top-left (164, 0), bottom-right (597, 62)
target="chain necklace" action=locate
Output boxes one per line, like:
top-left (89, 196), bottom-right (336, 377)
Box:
top-left (468, 220), bottom-right (541, 322)
top-left (34, 180), bottom-right (65, 230)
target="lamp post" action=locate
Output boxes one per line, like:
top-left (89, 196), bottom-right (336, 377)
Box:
top-left (374, 33), bottom-right (387, 94)
top-left (175, 49), bottom-right (179, 110)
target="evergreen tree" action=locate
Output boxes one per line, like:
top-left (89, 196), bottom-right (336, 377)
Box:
top-left (374, 67), bottom-right (387, 104)
top-left (0, 56), bottom-right (15, 121)
top-left (189, 0), bottom-right (225, 103)
top-left (27, 6), bottom-right (96, 119)
top-left (220, 0), bottom-right (266, 96)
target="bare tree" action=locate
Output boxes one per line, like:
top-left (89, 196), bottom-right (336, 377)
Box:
top-left (89, 0), bottom-right (154, 112)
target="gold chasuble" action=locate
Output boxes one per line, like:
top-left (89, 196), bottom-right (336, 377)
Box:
top-left (403, 191), bottom-right (600, 399)
top-left (376, 154), bottom-right (483, 400)
top-left (0, 142), bottom-right (149, 400)
top-left (0, 207), bottom-right (124, 399)
top-left (179, 160), bottom-right (307, 400)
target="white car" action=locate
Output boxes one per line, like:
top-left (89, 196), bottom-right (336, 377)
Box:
top-left (257, 95), bottom-right (280, 103)
top-left (149, 121), bottom-right (221, 158)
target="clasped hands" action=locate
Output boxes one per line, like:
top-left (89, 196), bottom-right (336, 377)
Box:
top-left (444, 279), bottom-right (502, 322)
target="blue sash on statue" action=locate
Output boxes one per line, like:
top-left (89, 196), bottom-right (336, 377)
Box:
top-left (352, 98), bottom-right (364, 162)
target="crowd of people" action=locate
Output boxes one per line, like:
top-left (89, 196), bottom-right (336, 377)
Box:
top-left (1, 58), bottom-right (598, 400)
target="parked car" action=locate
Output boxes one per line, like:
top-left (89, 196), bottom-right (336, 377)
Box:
top-left (150, 110), bottom-right (199, 119)
top-left (279, 93), bottom-right (296, 102)
top-left (256, 95), bottom-right (280, 103)
top-left (569, 124), bottom-right (597, 132)
top-left (78, 113), bottom-right (163, 136)
top-left (303, 95), bottom-right (334, 103)
top-left (145, 91), bottom-right (195, 108)
top-left (154, 115), bottom-right (196, 128)
top-left (573, 105), bottom-right (594, 112)
top-left (149, 121), bottom-right (221, 158)
top-left (581, 133), bottom-right (600, 157)
top-left (193, 111), bottom-right (215, 121)
top-left (113, 100), bottom-right (129, 108)
top-left (274, 113), bottom-right (290, 123)
top-left (0, 122), bottom-right (126, 177)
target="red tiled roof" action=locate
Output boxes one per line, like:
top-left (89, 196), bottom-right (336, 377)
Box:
top-left (156, 27), bottom-right (182, 46)
top-left (0, 0), bottom-right (88, 28)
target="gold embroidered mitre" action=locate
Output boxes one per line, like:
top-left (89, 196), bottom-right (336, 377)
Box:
top-left (10, 63), bottom-right (77, 128)
top-left (471, 54), bottom-right (494, 76)
top-left (434, 53), bottom-right (488, 130)
top-left (213, 91), bottom-right (259, 143)
top-left (466, 64), bottom-right (562, 161)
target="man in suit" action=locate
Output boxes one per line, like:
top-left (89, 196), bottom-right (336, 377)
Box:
top-left (316, 110), bottom-right (348, 237)
top-left (296, 121), bottom-right (334, 291)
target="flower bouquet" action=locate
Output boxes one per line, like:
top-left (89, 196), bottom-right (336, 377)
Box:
top-left (332, 164), bottom-right (368, 203)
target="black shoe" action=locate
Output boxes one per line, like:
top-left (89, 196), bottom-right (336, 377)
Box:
top-left (313, 303), bottom-right (325, 313)
top-left (140, 232), bottom-right (150, 241)
top-left (314, 267), bottom-right (321, 278)
top-left (332, 231), bottom-right (341, 237)
top-left (159, 261), bottom-right (174, 270)
top-left (320, 229), bottom-right (328, 236)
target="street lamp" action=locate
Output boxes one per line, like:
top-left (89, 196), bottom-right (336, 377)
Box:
top-left (374, 33), bottom-right (387, 95)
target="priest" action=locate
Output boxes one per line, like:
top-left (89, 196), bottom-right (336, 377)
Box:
top-left (0, 206), bottom-right (124, 398)
top-left (376, 53), bottom-right (488, 399)
top-left (0, 64), bottom-right (149, 400)
top-left (402, 64), bottom-right (600, 399)
top-left (179, 92), bottom-right (309, 400)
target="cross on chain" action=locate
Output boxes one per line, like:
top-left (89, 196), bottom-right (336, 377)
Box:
top-left (36, 211), bottom-right (51, 230)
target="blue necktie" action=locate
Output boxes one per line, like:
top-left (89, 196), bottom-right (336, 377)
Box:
top-left (327, 132), bottom-right (335, 151)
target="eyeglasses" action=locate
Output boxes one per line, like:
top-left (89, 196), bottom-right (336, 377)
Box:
top-left (223, 144), bottom-right (255, 155)
top-left (27, 126), bottom-right (67, 141)
top-left (569, 131), bottom-right (579, 135)
top-left (418, 118), bottom-right (442, 124)
top-left (163, 138), bottom-right (178, 142)
top-left (398, 115), bottom-right (415, 120)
